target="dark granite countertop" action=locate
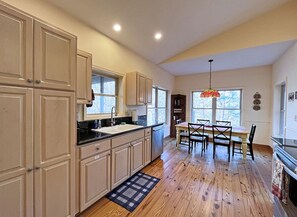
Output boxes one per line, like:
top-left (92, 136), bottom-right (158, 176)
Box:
top-left (271, 137), bottom-right (297, 147)
top-left (271, 136), bottom-right (297, 162)
top-left (77, 122), bottom-right (164, 145)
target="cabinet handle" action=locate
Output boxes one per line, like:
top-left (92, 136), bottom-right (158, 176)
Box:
top-left (35, 80), bottom-right (41, 84)
top-left (96, 147), bottom-right (100, 151)
top-left (27, 168), bottom-right (33, 172)
top-left (27, 79), bottom-right (33, 83)
top-left (35, 166), bottom-right (41, 170)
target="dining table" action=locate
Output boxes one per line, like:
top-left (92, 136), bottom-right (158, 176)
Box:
top-left (175, 122), bottom-right (249, 160)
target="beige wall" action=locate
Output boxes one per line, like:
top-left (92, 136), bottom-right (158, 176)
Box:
top-left (272, 42), bottom-right (297, 140)
top-left (2, 0), bottom-right (175, 136)
top-left (174, 66), bottom-right (272, 145)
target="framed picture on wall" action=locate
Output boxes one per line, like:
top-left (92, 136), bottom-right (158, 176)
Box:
top-left (288, 92), bottom-right (294, 101)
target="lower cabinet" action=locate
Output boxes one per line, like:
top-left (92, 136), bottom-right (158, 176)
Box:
top-left (80, 151), bottom-right (111, 212)
top-left (131, 139), bottom-right (145, 176)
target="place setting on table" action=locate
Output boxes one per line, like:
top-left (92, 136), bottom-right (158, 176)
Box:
top-left (175, 119), bottom-right (254, 161)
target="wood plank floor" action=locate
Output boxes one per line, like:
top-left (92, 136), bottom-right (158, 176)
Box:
top-left (79, 138), bottom-right (273, 217)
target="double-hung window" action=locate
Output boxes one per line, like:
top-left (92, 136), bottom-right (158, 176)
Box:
top-left (86, 74), bottom-right (117, 116)
top-left (192, 89), bottom-right (242, 126)
top-left (148, 87), bottom-right (168, 125)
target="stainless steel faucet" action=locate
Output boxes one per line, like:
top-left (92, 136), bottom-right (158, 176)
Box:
top-left (111, 106), bottom-right (117, 126)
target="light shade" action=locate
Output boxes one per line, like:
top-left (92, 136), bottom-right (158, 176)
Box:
top-left (200, 59), bottom-right (220, 98)
top-left (200, 89), bottom-right (220, 98)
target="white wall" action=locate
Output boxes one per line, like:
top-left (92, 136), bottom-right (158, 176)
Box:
top-left (2, 0), bottom-right (175, 136)
top-left (272, 42), bottom-right (297, 140)
top-left (174, 66), bottom-right (272, 145)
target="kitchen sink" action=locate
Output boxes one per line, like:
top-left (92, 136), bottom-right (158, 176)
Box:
top-left (92, 124), bottom-right (143, 134)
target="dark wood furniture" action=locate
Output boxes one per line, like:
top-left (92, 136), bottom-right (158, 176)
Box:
top-left (188, 123), bottom-right (207, 155)
top-left (232, 124), bottom-right (256, 160)
top-left (170, 94), bottom-right (186, 137)
top-left (197, 119), bottom-right (210, 148)
top-left (212, 125), bottom-right (232, 162)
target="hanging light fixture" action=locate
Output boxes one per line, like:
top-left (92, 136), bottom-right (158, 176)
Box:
top-left (200, 59), bottom-right (220, 98)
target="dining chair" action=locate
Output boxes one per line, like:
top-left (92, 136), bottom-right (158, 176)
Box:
top-left (216, 120), bottom-right (231, 126)
top-left (196, 119), bottom-right (211, 148)
top-left (188, 123), bottom-right (207, 155)
top-left (232, 124), bottom-right (256, 160)
top-left (212, 125), bottom-right (232, 161)
top-left (176, 119), bottom-right (188, 146)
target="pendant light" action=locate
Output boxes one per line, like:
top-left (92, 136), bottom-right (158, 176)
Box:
top-left (200, 59), bottom-right (220, 98)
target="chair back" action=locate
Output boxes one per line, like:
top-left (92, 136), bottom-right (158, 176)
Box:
top-left (249, 124), bottom-right (256, 144)
top-left (188, 123), bottom-right (205, 137)
top-left (212, 125), bottom-right (232, 144)
top-left (196, 119), bottom-right (210, 125)
top-left (216, 120), bottom-right (231, 126)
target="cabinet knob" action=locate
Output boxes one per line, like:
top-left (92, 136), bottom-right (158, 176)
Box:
top-left (35, 166), bottom-right (41, 170)
top-left (96, 147), bottom-right (100, 151)
top-left (35, 80), bottom-right (41, 84)
top-left (27, 168), bottom-right (33, 172)
top-left (27, 79), bottom-right (33, 83)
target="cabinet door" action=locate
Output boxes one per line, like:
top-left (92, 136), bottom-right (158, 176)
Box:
top-left (146, 78), bottom-right (152, 104)
top-left (0, 85), bottom-right (33, 217)
top-left (34, 20), bottom-right (76, 91)
top-left (137, 74), bottom-right (146, 105)
top-left (111, 143), bottom-right (130, 189)
top-left (34, 89), bottom-right (75, 217)
top-left (131, 139), bottom-right (144, 175)
top-left (0, 4), bottom-right (33, 87)
top-left (80, 151), bottom-right (110, 212)
top-left (77, 50), bottom-right (92, 104)
top-left (144, 136), bottom-right (152, 166)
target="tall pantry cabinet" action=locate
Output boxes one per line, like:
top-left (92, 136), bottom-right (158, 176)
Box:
top-left (0, 3), bottom-right (76, 217)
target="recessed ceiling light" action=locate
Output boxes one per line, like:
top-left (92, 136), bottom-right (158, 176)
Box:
top-left (154, 32), bottom-right (162, 40)
top-left (113, 24), bottom-right (122, 32)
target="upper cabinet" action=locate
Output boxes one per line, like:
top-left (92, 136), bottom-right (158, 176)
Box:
top-left (0, 5), bottom-right (77, 91)
top-left (0, 4), bottom-right (33, 87)
top-left (126, 72), bottom-right (153, 105)
top-left (34, 20), bottom-right (76, 91)
top-left (76, 50), bottom-right (92, 104)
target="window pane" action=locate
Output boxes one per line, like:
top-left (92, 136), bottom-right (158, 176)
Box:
top-left (192, 92), bottom-right (212, 108)
top-left (148, 88), bottom-right (156, 108)
top-left (158, 89), bottom-right (166, 108)
top-left (87, 95), bottom-right (116, 114)
top-left (216, 90), bottom-right (241, 109)
top-left (91, 74), bottom-right (116, 95)
top-left (147, 109), bottom-right (156, 125)
top-left (157, 108), bottom-right (166, 123)
top-left (192, 109), bottom-right (212, 122)
top-left (216, 109), bottom-right (240, 126)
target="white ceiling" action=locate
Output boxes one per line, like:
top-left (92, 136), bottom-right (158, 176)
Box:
top-left (45, 0), bottom-right (292, 75)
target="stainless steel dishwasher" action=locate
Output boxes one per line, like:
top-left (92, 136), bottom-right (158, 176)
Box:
top-left (151, 124), bottom-right (164, 161)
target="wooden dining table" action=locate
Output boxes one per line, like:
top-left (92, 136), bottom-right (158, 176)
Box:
top-left (175, 122), bottom-right (249, 160)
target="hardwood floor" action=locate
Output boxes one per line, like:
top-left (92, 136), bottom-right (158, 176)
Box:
top-left (79, 138), bottom-right (273, 217)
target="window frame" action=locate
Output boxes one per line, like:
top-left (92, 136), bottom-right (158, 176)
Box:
top-left (84, 71), bottom-right (119, 119)
top-left (191, 88), bottom-right (242, 126)
top-left (148, 86), bottom-right (168, 125)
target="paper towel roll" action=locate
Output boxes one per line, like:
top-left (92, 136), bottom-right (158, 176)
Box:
top-left (132, 110), bottom-right (138, 122)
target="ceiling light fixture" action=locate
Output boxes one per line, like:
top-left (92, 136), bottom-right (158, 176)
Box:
top-left (113, 23), bottom-right (122, 32)
top-left (154, 32), bottom-right (162, 40)
top-left (200, 59), bottom-right (220, 98)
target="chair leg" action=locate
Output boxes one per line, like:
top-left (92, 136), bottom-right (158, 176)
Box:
top-left (188, 141), bottom-right (191, 154)
top-left (213, 144), bottom-right (215, 159)
top-left (232, 142), bottom-right (235, 156)
top-left (249, 144), bottom-right (255, 160)
top-left (228, 146), bottom-right (230, 162)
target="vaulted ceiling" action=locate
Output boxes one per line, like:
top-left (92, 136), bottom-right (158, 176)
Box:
top-left (46, 0), bottom-right (296, 75)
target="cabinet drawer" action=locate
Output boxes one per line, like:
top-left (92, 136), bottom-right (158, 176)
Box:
top-left (80, 139), bottom-right (111, 159)
top-left (112, 130), bottom-right (144, 148)
top-left (145, 128), bottom-right (151, 137)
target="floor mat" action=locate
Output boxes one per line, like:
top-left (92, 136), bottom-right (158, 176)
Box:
top-left (106, 172), bottom-right (160, 212)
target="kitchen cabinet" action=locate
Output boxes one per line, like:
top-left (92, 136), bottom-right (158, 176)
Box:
top-left (0, 4), bottom-right (33, 87)
top-left (126, 72), bottom-right (153, 105)
top-left (144, 128), bottom-right (152, 166)
top-left (76, 50), bottom-right (92, 104)
top-left (0, 85), bottom-right (34, 217)
top-left (79, 139), bottom-right (111, 212)
top-left (0, 4), bottom-right (76, 91)
top-left (34, 20), bottom-right (76, 91)
top-left (130, 139), bottom-right (145, 175)
top-left (0, 3), bottom-right (76, 217)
